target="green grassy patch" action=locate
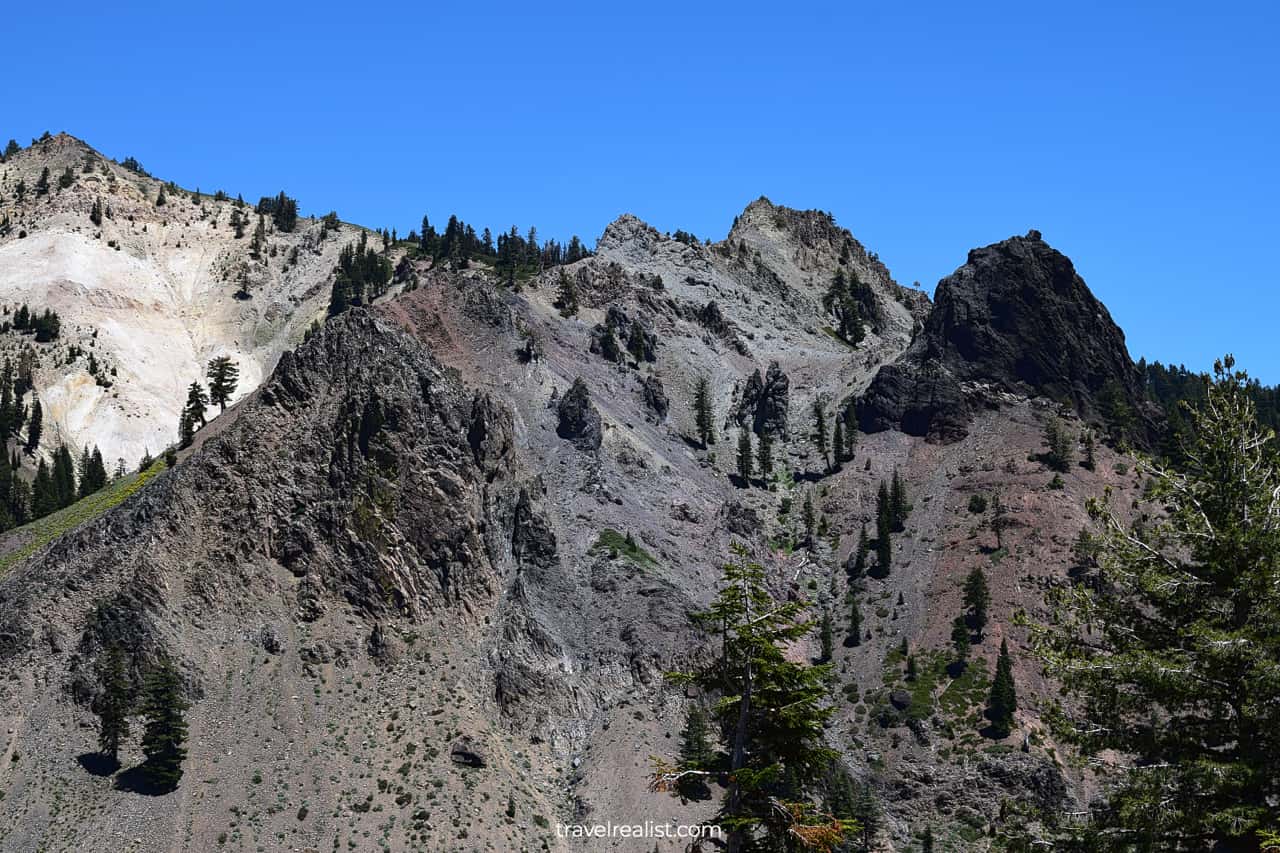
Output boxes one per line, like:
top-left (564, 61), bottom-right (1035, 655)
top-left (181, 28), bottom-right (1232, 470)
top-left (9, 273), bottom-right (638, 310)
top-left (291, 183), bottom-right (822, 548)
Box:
top-left (0, 459), bottom-right (168, 574)
top-left (591, 528), bottom-right (657, 567)
top-left (939, 659), bottom-right (991, 720)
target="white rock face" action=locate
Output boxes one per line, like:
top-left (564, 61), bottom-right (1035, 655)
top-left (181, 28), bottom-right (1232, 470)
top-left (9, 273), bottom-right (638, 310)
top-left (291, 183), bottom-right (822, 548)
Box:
top-left (0, 134), bottom-right (359, 467)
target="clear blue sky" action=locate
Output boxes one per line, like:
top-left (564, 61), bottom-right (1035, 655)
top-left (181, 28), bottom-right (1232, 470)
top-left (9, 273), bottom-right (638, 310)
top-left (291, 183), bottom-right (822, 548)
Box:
top-left (4, 1), bottom-right (1277, 380)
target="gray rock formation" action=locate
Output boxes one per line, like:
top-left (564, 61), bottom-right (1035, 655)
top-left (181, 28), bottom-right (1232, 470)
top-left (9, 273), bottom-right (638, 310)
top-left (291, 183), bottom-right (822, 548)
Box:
top-left (555, 377), bottom-right (603, 451)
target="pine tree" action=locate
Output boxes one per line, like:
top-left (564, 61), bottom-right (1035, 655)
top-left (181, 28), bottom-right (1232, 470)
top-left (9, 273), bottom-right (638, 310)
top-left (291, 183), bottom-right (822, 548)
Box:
top-left (35, 166), bottom-right (50, 196)
top-left (89, 197), bottom-right (103, 226)
top-left (1034, 357), bottom-right (1280, 849)
top-left (1081, 428), bottom-right (1097, 471)
top-left (756, 430), bottom-right (773, 482)
top-left (155, 185), bottom-right (167, 207)
top-left (889, 468), bottom-right (909, 532)
top-left (184, 381), bottom-right (208, 428)
top-left (845, 596), bottom-right (862, 647)
top-left (32, 458), bottom-right (57, 519)
top-left (97, 646), bottom-right (131, 763)
top-left (812, 399), bottom-right (829, 471)
top-left (652, 545), bottom-right (852, 850)
top-left (962, 566), bottom-right (990, 635)
top-left (852, 782), bottom-right (881, 852)
top-left (693, 376), bottom-right (714, 448)
top-left (991, 490), bottom-right (1008, 551)
top-left (52, 445), bottom-right (76, 508)
top-left (250, 213), bottom-right (265, 259)
top-left (922, 826), bottom-right (935, 853)
top-left (25, 396), bottom-right (42, 453)
top-left (139, 657), bottom-right (189, 791)
top-left (736, 428), bottom-right (753, 486)
top-left (985, 638), bottom-right (1017, 739)
top-left (874, 481), bottom-right (892, 577)
top-left (1042, 415), bottom-right (1074, 472)
top-left (847, 523), bottom-right (869, 580)
top-left (206, 356), bottom-right (240, 412)
top-left (950, 616), bottom-right (970, 672)
top-left (906, 654), bottom-right (918, 681)
top-left (675, 703), bottom-right (715, 800)
top-left (842, 406), bottom-right (858, 462)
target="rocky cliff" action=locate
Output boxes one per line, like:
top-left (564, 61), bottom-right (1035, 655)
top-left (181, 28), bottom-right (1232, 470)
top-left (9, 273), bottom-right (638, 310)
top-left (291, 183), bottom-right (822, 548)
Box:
top-left (858, 230), bottom-right (1147, 441)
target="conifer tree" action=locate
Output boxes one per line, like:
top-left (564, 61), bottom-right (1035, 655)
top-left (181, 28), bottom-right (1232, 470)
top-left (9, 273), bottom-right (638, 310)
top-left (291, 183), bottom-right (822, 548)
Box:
top-left (155, 185), bottom-right (167, 207)
top-left (812, 400), bottom-right (829, 471)
top-left (1034, 357), bottom-right (1280, 849)
top-left (847, 523), bottom-right (869, 580)
top-left (652, 545), bottom-right (852, 850)
top-left (962, 566), bottom-right (990, 635)
top-left (990, 490), bottom-right (1008, 551)
top-left (756, 430), bottom-right (773, 482)
top-left (32, 458), bottom-right (57, 519)
top-left (24, 397), bottom-right (41, 453)
top-left (52, 445), bottom-right (76, 508)
top-left (250, 213), bottom-right (265, 259)
top-left (842, 405), bottom-right (858, 462)
top-left (97, 646), bottom-right (131, 763)
top-left (874, 481), bottom-right (892, 577)
top-left (985, 638), bottom-right (1017, 739)
top-left (675, 703), bottom-right (715, 800)
top-left (1042, 415), bottom-right (1074, 472)
top-left (906, 654), bottom-right (918, 682)
top-left (845, 596), bottom-right (862, 647)
top-left (139, 657), bottom-right (189, 791)
top-left (852, 782), bottom-right (881, 852)
top-left (35, 166), bottom-right (50, 196)
top-left (184, 381), bottom-right (208, 428)
top-left (922, 826), bottom-right (935, 853)
top-left (889, 469), bottom-right (909, 532)
top-left (950, 616), bottom-right (970, 672)
top-left (802, 489), bottom-right (816, 549)
top-left (693, 376), bottom-right (715, 448)
top-left (206, 356), bottom-right (239, 412)
top-left (1081, 428), bottom-right (1097, 471)
top-left (736, 428), bottom-right (753, 486)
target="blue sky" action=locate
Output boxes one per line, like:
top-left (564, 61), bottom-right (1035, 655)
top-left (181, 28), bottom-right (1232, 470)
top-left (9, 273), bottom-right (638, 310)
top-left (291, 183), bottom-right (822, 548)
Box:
top-left (4, 1), bottom-right (1277, 380)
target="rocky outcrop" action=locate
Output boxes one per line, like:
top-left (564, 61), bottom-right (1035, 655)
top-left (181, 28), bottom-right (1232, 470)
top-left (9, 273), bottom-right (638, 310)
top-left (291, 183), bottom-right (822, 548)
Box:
top-left (588, 305), bottom-right (657, 365)
top-left (859, 231), bottom-right (1146, 441)
top-left (735, 362), bottom-right (790, 439)
top-left (556, 378), bottom-right (603, 451)
top-left (640, 373), bottom-right (669, 419)
top-left (0, 308), bottom-right (547, 666)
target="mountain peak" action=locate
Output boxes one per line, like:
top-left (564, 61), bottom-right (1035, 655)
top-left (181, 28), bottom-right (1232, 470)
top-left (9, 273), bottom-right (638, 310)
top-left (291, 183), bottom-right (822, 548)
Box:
top-left (858, 230), bottom-right (1148, 441)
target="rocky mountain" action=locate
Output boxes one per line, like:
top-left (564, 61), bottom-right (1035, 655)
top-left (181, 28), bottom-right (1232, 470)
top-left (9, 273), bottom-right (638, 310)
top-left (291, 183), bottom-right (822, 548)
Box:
top-left (0, 140), bottom-right (1171, 852)
top-left (857, 230), bottom-right (1149, 442)
top-left (0, 133), bottom-right (358, 468)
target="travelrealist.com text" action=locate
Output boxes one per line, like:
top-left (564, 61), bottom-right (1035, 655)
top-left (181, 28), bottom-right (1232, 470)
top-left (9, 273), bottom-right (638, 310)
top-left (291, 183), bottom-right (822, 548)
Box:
top-left (554, 821), bottom-right (723, 840)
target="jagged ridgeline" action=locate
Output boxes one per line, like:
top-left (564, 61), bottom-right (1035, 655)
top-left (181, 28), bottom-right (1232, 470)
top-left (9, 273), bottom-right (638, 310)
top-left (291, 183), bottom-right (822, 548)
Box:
top-left (0, 135), bottom-right (1277, 852)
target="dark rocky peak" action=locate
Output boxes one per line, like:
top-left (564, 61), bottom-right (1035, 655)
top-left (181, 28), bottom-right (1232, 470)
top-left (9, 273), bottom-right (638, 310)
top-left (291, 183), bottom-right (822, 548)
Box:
top-left (858, 231), bottom-right (1147, 441)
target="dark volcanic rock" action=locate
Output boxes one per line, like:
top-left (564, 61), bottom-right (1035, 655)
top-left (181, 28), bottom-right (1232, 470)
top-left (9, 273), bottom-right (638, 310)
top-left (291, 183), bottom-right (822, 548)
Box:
top-left (735, 362), bottom-right (790, 439)
top-left (556, 378), bottom-right (603, 451)
top-left (858, 231), bottom-right (1146, 441)
top-left (450, 735), bottom-right (487, 767)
